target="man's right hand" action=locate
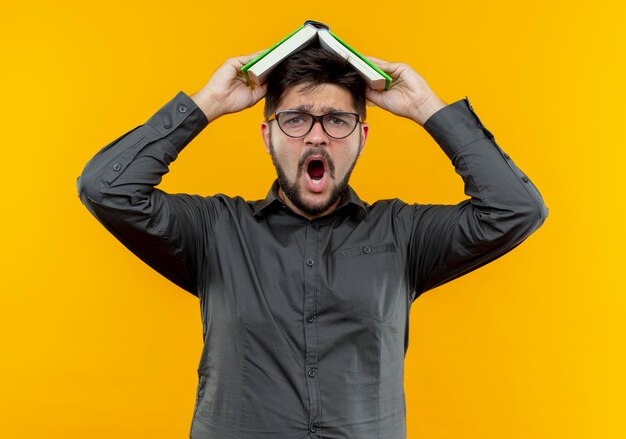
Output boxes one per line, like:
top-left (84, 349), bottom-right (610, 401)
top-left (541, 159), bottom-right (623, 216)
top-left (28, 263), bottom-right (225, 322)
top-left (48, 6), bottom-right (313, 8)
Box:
top-left (190, 50), bottom-right (268, 123)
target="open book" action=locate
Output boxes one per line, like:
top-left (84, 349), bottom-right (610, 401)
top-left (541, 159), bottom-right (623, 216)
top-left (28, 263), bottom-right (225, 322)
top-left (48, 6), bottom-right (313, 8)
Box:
top-left (242, 20), bottom-right (392, 91)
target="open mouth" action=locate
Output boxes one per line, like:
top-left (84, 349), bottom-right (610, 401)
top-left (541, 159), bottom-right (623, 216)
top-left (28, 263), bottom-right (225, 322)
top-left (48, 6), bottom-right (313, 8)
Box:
top-left (303, 156), bottom-right (329, 193)
top-left (307, 159), bottom-right (325, 183)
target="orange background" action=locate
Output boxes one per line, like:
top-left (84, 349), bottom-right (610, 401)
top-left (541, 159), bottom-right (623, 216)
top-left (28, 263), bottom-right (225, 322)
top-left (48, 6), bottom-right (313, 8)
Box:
top-left (2, 1), bottom-right (624, 437)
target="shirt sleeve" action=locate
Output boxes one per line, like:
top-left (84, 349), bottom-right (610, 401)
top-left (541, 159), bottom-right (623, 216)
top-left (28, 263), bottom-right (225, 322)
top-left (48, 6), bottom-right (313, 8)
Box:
top-left (76, 91), bottom-right (221, 297)
top-left (399, 97), bottom-right (549, 301)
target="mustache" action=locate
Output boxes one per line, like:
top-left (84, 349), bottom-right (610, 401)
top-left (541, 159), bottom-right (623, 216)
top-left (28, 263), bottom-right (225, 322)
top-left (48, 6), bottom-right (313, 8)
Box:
top-left (268, 124), bottom-right (336, 178)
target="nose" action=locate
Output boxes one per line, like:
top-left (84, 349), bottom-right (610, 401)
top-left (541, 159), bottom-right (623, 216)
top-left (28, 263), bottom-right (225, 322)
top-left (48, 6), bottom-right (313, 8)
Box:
top-left (303, 118), bottom-right (329, 145)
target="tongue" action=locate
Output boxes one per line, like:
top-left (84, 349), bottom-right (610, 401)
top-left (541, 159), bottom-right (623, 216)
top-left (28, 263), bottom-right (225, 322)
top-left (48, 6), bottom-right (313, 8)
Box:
top-left (308, 160), bottom-right (325, 179)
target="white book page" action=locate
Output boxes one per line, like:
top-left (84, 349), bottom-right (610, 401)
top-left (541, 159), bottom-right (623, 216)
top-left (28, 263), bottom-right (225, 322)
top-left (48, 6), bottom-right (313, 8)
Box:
top-left (248, 26), bottom-right (318, 84)
top-left (317, 30), bottom-right (384, 88)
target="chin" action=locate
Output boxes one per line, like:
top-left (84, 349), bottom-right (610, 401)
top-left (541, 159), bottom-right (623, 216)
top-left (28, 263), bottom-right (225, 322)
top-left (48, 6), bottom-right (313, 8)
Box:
top-left (298, 190), bottom-right (331, 210)
top-left (295, 182), bottom-right (344, 217)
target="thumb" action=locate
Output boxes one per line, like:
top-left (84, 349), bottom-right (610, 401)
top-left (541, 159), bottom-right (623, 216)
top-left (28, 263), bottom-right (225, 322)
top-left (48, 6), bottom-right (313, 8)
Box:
top-left (365, 86), bottom-right (384, 107)
top-left (250, 82), bottom-right (268, 103)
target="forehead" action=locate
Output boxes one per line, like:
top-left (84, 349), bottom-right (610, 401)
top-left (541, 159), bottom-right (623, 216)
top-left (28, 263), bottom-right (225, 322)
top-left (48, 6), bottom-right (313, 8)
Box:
top-left (277, 82), bottom-right (356, 113)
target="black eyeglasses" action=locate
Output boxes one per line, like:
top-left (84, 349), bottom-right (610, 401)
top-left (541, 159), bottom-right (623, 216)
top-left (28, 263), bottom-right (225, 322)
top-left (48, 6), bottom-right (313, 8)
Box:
top-left (268, 110), bottom-right (363, 139)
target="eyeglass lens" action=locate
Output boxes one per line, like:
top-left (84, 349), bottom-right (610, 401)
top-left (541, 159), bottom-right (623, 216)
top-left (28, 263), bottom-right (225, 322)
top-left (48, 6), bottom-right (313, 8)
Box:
top-left (277, 112), bottom-right (358, 138)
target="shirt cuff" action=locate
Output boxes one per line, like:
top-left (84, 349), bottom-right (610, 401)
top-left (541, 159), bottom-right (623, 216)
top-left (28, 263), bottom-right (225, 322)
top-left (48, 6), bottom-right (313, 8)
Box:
top-left (145, 91), bottom-right (209, 152)
top-left (423, 96), bottom-right (496, 161)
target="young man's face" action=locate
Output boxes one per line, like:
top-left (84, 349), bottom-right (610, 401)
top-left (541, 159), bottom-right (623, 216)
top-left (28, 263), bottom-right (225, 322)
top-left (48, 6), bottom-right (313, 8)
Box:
top-left (260, 82), bottom-right (369, 219)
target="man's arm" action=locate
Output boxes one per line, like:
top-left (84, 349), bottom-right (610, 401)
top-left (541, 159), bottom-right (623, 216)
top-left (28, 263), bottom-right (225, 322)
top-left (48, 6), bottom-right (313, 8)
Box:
top-left (365, 57), bottom-right (549, 300)
top-left (407, 98), bottom-right (548, 298)
top-left (76, 52), bottom-right (267, 296)
top-left (76, 92), bottom-right (214, 296)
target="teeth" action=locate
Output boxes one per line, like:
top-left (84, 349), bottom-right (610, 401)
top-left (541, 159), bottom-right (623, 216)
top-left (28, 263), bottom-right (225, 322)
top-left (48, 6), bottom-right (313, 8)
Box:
top-left (312, 178), bottom-right (322, 185)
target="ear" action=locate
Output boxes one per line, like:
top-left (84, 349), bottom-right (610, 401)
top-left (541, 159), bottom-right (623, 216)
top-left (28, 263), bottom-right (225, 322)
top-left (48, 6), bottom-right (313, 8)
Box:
top-left (260, 121), bottom-right (271, 154)
top-left (358, 122), bottom-right (369, 156)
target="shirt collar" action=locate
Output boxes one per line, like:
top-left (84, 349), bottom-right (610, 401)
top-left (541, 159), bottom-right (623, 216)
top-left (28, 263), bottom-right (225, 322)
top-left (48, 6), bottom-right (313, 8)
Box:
top-left (252, 179), bottom-right (368, 220)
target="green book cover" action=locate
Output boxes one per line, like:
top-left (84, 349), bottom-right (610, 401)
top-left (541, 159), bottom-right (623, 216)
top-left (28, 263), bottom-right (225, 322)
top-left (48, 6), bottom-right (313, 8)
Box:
top-left (241, 20), bottom-right (391, 91)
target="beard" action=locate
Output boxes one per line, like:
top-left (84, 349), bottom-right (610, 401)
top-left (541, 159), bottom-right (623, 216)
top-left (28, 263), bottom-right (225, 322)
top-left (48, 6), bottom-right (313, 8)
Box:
top-left (268, 130), bottom-right (361, 217)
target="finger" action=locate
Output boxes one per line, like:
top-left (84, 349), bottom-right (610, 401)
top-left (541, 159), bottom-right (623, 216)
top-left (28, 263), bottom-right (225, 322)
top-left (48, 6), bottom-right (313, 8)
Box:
top-left (365, 86), bottom-right (383, 107)
top-left (235, 49), bottom-right (269, 65)
top-left (363, 55), bottom-right (391, 65)
top-left (362, 55), bottom-right (406, 78)
top-left (251, 82), bottom-right (268, 102)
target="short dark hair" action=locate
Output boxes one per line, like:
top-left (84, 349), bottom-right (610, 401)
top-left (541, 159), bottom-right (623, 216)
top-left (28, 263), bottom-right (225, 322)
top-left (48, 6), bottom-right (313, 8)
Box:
top-left (263, 44), bottom-right (367, 121)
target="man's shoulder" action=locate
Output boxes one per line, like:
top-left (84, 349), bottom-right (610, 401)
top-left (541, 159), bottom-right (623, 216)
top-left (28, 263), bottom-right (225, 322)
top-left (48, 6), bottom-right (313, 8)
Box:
top-left (174, 192), bottom-right (245, 203)
top-left (367, 197), bottom-right (436, 221)
top-left (169, 191), bottom-right (251, 215)
top-left (369, 197), bottom-right (410, 212)
top-left (169, 191), bottom-right (278, 218)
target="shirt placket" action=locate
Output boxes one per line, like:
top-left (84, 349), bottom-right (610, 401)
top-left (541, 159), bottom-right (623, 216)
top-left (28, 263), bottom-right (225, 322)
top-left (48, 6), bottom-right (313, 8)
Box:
top-left (303, 221), bottom-right (321, 436)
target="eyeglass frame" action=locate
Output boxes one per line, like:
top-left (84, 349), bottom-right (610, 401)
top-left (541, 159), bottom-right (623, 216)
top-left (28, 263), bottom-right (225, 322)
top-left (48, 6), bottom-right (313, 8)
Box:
top-left (267, 109), bottom-right (364, 140)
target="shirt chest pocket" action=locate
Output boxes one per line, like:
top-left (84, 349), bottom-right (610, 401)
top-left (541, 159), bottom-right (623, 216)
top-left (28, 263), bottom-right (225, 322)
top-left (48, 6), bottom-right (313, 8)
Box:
top-left (325, 242), bottom-right (403, 322)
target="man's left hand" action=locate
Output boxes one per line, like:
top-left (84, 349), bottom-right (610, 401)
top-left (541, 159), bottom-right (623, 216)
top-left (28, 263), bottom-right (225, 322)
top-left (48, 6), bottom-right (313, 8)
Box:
top-left (364, 56), bottom-right (447, 126)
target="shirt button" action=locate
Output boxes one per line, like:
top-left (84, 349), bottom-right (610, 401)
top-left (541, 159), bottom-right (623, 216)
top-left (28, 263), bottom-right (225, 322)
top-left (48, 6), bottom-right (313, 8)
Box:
top-left (310, 424), bottom-right (318, 433)
top-left (306, 259), bottom-right (315, 267)
top-left (307, 314), bottom-right (316, 323)
top-left (178, 104), bottom-right (187, 113)
top-left (307, 368), bottom-right (317, 378)
top-left (522, 175), bottom-right (529, 183)
top-left (112, 163), bottom-right (121, 171)
top-left (163, 120), bottom-right (172, 129)
top-left (363, 245), bottom-right (371, 254)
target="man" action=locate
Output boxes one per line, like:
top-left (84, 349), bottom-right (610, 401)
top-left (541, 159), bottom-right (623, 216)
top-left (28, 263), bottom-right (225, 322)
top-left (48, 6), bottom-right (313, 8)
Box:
top-left (77, 45), bottom-right (548, 438)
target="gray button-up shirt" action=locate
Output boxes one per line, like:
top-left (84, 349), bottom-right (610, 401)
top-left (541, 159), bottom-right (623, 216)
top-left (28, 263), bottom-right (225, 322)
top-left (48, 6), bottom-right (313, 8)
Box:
top-left (76, 91), bottom-right (549, 439)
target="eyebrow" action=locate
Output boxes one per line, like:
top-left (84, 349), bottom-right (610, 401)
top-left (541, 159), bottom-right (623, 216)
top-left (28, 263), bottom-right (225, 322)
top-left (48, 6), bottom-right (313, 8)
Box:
top-left (290, 104), bottom-right (346, 113)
